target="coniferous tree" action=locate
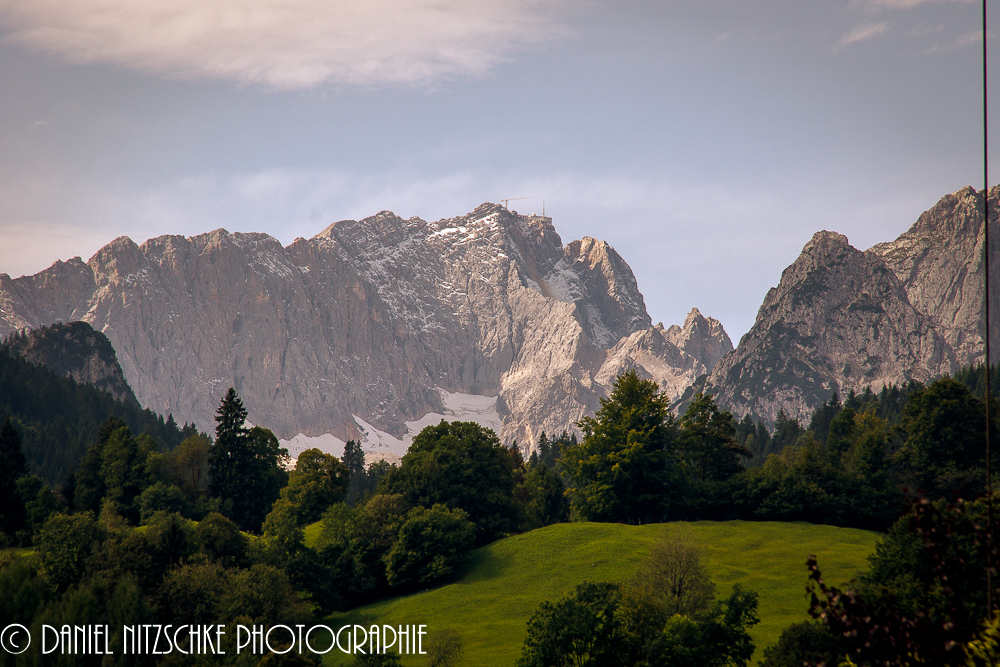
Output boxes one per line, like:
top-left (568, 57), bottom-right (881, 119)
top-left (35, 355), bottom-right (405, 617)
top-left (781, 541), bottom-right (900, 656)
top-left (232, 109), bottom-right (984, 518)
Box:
top-left (343, 440), bottom-right (365, 479)
top-left (563, 370), bottom-right (678, 523)
top-left (0, 418), bottom-right (28, 537)
top-left (735, 415), bottom-right (755, 450)
top-left (0, 417), bottom-right (27, 489)
top-left (71, 416), bottom-right (157, 522)
top-left (770, 409), bottom-right (804, 454)
top-left (343, 439), bottom-right (369, 506)
top-left (751, 419), bottom-right (771, 462)
top-left (208, 388), bottom-right (288, 531)
top-left (209, 388), bottom-right (249, 504)
top-left (807, 392), bottom-right (842, 446)
top-left (529, 432), bottom-right (549, 468)
top-left (0, 345), bottom-right (187, 485)
top-left (679, 393), bottom-right (750, 482)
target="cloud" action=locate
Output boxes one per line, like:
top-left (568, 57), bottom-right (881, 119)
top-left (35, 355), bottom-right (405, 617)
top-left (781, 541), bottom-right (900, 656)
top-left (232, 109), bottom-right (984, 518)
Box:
top-left (838, 21), bottom-right (889, 46)
top-left (0, 0), bottom-right (572, 89)
top-left (851, 0), bottom-right (973, 9)
top-left (952, 29), bottom-right (985, 47)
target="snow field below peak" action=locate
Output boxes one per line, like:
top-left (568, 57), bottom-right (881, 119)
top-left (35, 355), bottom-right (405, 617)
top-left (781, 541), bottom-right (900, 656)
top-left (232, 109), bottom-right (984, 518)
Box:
top-left (278, 389), bottom-right (502, 466)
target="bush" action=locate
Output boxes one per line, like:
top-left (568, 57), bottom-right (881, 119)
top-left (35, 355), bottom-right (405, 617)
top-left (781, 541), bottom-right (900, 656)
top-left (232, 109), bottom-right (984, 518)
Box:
top-left (759, 621), bottom-right (843, 667)
top-left (138, 482), bottom-right (189, 523)
top-left (385, 504), bottom-right (475, 588)
top-left (381, 421), bottom-right (518, 544)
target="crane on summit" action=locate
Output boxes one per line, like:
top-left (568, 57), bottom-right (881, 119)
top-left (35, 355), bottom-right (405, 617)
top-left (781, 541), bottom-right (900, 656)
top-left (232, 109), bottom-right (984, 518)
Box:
top-left (500, 197), bottom-right (529, 210)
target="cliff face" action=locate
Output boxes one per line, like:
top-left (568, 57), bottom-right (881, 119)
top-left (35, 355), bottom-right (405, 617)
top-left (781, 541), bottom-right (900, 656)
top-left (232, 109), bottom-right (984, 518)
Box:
top-left (0, 204), bottom-right (725, 448)
top-left (868, 186), bottom-right (998, 365)
top-left (706, 186), bottom-right (999, 424)
top-left (1, 320), bottom-right (138, 404)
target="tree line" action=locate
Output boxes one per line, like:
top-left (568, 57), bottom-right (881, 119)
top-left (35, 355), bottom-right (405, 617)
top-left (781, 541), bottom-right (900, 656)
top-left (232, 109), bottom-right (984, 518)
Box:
top-left (0, 346), bottom-right (191, 485)
top-left (545, 367), bottom-right (998, 532)
top-left (2, 359), bottom-right (997, 666)
top-left (0, 383), bottom-right (568, 665)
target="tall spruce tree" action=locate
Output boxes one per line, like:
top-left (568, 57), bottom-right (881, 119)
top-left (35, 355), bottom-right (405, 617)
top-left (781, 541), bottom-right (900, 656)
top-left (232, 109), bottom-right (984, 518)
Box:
top-left (209, 387), bottom-right (248, 495)
top-left (208, 388), bottom-right (287, 531)
top-left (343, 439), bottom-right (369, 506)
top-left (209, 388), bottom-right (248, 524)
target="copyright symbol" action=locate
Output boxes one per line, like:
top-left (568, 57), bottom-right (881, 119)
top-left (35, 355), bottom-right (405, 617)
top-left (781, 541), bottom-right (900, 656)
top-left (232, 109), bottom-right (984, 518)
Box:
top-left (1, 624), bottom-right (30, 654)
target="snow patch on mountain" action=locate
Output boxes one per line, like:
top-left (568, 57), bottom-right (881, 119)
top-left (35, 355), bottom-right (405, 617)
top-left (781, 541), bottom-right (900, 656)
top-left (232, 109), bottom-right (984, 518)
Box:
top-left (282, 432), bottom-right (347, 459)
top-left (280, 390), bottom-right (503, 461)
top-left (404, 390), bottom-right (503, 439)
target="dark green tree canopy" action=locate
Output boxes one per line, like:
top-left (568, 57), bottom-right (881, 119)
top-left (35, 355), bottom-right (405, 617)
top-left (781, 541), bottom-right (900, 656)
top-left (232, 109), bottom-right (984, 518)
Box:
top-left (208, 388), bottom-right (288, 531)
top-left (518, 578), bottom-right (759, 667)
top-left (561, 370), bottom-right (677, 523)
top-left (679, 393), bottom-right (750, 482)
top-left (380, 420), bottom-right (518, 544)
top-left (276, 448), bottom-right (349, 525)
top-left (73, 417), bottom-right (158, 522)
top-left (0, 343), bottom-right (189, 486)
top-left (0, 417), bottom-right (27, 487)
top-left (518, 581), bottom-right (632, 667)
top-left (897, 377), bottom-right (996, 498)
top-left (384, 504), bottom-right (475, 589)
top-left (342, 439), bottom-right (365, 479)
top-left (0, 417), bottom-right (29, 537)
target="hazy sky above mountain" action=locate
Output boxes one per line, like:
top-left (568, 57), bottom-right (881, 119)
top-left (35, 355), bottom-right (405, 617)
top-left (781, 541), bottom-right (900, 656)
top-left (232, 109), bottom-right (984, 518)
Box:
top-left (0, 0), bottom-right (994, 340)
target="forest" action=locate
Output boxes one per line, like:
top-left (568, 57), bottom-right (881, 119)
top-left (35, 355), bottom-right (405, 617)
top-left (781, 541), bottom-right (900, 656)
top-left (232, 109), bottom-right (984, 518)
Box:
top-left (0, 350), bottom-right (998, 666)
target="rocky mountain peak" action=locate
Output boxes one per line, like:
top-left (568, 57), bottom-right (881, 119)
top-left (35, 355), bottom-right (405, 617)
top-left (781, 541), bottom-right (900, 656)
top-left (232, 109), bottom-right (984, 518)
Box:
top-left (2, 321), bottom-right (138, 404)
top-left (866, 185), bottom-right (999, 366)
top-left (806, 230), bottom-right (850, 248)
top-left (0, 256), bottom-right (96, 331)
top-left (788, 230), bottom-right (854, 276)
top-left (0, 203), bottom-right (728, 455)
top-left (706, 185), bottom-right (997, 425)
top-left (664, 308), bottom-right (734, 372)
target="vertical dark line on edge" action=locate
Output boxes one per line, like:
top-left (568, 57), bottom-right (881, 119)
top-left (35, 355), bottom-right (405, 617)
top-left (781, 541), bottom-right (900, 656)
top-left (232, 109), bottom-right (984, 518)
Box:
top-left (985, 0), bottom-right (993, 619)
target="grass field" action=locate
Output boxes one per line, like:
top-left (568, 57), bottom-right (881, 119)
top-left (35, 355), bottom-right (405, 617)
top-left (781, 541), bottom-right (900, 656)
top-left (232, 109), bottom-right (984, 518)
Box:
top-left (319, 520), bottom-right (880, 666)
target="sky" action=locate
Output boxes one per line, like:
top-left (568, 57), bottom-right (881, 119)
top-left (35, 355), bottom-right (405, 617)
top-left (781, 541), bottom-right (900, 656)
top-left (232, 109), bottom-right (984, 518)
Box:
top-left (0, 0), bottom-right (995, 341)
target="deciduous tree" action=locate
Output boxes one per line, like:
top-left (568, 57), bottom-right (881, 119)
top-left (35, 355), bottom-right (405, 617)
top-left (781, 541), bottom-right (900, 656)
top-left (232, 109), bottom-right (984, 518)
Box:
top-left (384, 504), bottom-right (474, 588)
top-left (381, 421), bottom-right (518, 543)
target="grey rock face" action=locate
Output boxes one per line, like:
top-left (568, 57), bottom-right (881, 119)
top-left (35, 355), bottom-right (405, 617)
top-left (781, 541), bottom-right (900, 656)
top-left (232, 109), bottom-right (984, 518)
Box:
top-left (2, 320), bottom-right (138, 404)
top-left (868, 186), bottom-right (999, 365)
top-left (706, 186), bottom-right (999, 424)
top-left (594, 310), bottom-right (732, 404)
top-left (0, 204), bottom-right (724, 447)
top-left (664, 308), bottom-right (734, 371)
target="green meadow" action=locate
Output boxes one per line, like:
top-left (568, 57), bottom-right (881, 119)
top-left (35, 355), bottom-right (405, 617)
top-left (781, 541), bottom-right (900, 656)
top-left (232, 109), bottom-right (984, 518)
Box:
top-left (316, 520), bottom-right (880, 666)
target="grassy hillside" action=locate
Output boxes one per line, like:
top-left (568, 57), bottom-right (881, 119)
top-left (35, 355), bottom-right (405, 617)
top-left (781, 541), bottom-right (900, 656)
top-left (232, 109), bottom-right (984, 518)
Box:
top-left (320, 520), bottom-right (879, 666)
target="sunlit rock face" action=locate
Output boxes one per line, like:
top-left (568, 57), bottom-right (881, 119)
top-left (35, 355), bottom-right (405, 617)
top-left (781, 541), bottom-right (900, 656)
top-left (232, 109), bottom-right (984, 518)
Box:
top-left (0, 204), bottom-right (726, 451)
top-left (705, 186), bottom-right (1000, 424)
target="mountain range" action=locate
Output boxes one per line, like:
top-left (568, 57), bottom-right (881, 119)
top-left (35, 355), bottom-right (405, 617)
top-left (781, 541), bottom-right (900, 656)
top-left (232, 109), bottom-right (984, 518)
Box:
top-left (0, 185), bottom-right (995, 453)
top-left (706, 185), bottom-right (998, 423)
top-left (0, 205), bottom-right (729, 455)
